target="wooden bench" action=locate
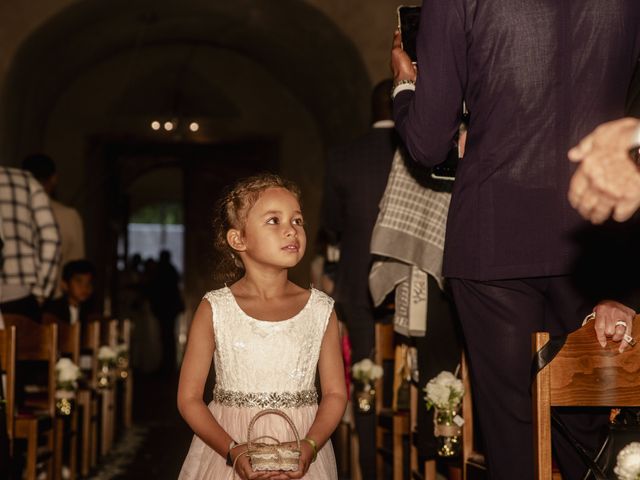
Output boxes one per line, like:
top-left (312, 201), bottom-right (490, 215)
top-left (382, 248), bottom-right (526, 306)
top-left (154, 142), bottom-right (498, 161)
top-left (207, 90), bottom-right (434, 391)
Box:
top-left (43, 314), bottom-right (80, 480)
top-left (3, 314), bottom-right (57, 480)
top-left (78, 319), bottom-right (100, 475)
top-left (0, 326), bottom-right (16, 464)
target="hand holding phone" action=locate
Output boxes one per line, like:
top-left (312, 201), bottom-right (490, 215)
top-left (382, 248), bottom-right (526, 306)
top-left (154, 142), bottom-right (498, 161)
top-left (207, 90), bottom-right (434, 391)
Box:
top-left (397, 6), bottom-right (421, 64)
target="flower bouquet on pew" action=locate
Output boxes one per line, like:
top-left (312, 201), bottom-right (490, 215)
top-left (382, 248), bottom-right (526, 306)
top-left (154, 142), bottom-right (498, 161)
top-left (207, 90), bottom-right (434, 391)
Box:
top-left (615, 442), bottom-right (640, 480)
top-left (351, 358), bottom-right (383, 414)
top-left (55, 358), bottom-right (82, 416)
top-left (97, 345), bottom-right (117, 389)
top-left (424, 370), bottom-right (465, 457)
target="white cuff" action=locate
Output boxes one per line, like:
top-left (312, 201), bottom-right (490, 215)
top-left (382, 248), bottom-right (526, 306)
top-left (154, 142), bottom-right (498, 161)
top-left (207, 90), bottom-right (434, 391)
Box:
top-left (632, 123), bottom-right (640, 148)
top-left (391, 83), bottom-right (416, 99)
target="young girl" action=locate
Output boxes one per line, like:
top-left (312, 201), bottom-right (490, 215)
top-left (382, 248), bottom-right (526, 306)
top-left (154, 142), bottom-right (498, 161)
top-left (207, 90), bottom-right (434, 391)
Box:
top-left (178, 174), bottom-right (347, 480)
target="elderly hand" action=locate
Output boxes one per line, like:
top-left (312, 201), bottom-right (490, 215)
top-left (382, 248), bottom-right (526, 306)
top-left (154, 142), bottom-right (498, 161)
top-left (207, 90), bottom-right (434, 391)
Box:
top-left (390, 30), bottom-right (417, 84)
top-left (591, 300), bottom-right (636, 353)
top-left (568, 118), bottom-right (640, 223)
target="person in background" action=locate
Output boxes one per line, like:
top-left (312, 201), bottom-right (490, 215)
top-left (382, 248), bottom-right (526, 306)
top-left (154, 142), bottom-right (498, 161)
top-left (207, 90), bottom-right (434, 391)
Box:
top-left (0, 166), bottom-right (60, 320)
top-left (22, 153), bottom-right (85, 298)
top-left (44, 259), bottom-right (96, 324)
top-left (390, 2), bottom-right (640, 479)
top-left (320, 79), bottom-right (397, 480)
top-left (149, 249), bottom-right (184, 373)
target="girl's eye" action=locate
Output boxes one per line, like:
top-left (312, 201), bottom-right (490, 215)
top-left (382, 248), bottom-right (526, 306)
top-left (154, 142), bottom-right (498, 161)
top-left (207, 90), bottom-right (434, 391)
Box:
top-left (293, 218), bottom-right (304, 226)
top-left (266, 217), bottom-right (279, 225)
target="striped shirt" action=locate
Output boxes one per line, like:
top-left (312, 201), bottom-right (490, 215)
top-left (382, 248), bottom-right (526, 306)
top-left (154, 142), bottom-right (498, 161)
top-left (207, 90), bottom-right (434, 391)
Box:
top-left (0, 167), bottom-right (61, 299)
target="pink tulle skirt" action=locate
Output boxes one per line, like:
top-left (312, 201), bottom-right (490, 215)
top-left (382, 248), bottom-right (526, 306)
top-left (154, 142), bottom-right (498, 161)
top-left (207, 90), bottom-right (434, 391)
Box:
top-left (179, 402), bottom-right (338, 480)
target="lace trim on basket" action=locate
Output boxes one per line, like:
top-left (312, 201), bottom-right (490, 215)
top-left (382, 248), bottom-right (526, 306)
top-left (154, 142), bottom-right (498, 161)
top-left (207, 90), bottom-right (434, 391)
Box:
top-left (213, 386), bottom-right (317, 408)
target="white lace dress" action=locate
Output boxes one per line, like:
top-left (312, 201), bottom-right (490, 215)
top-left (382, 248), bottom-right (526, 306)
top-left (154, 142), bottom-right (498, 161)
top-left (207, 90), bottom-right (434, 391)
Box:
top-left (179, 286), bottom-right (338, 480)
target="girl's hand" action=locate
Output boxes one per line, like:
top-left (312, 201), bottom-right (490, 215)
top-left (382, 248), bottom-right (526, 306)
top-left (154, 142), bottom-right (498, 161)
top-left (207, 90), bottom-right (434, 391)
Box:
top-left (275, 440), bottom-right (314, 479)
top-left (232, 450), bottom-right (279, 480)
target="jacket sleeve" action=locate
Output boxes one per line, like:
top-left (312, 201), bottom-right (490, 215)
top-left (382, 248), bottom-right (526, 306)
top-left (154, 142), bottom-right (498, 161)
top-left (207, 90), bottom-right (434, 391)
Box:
top-left (394, 0), bottom-right (468, 167)
top-left (29, 177), bottom-right (61, 299)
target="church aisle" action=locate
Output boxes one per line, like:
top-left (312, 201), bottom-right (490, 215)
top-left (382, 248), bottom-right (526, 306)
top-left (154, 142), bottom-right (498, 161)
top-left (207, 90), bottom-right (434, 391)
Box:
top-left (90, 370), bottom-right (192, 479)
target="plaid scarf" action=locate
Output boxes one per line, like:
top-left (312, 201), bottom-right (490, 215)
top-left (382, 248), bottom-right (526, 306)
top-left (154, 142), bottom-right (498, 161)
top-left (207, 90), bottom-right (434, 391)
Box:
top-left (369, 149), bottom-right (451, 336)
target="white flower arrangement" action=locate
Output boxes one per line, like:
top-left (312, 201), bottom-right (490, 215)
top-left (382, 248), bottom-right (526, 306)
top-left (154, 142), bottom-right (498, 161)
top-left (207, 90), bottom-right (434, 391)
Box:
top-left (615, 442), bottom-right (640, 480)
top-left (98, 345), bottom-right (117, 364)
top-left (424, 371), bottom-right (465, 411)
top-left (352, 358), bottom-right (384, 384)
top-left (55, 358), bottom-right (81, 391)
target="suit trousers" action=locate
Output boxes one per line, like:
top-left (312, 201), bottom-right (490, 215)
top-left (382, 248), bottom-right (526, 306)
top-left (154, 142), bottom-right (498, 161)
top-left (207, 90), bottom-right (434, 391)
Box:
top-left (449, 276), bottom-right (608, 480)
top-left (336, 301), bottom-right (377, 480)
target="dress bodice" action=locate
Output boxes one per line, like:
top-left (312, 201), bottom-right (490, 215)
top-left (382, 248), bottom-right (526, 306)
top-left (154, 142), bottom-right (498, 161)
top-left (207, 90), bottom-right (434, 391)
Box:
top-left (203, 287), bottom-right (333, 394)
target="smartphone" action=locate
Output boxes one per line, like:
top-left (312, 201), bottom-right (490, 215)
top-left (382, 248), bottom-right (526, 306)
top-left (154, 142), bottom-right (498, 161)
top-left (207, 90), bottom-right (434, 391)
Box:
top-left (431, 109), bottom-right (469, 181)
top-left (431, 148), bottom-right (459, 181)
top-left (397, 5), bottom-right (421, 64)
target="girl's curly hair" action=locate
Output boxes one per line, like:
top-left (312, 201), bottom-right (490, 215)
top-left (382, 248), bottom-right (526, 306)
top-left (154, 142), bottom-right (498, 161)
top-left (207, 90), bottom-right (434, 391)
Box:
top-left (212, 173), bottom-right (302, 284)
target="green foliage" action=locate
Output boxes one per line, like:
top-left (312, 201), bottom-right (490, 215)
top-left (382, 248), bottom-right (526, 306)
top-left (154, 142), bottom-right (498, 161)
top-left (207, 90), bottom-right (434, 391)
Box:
top-left (130, 202), bottom-right (183, 224)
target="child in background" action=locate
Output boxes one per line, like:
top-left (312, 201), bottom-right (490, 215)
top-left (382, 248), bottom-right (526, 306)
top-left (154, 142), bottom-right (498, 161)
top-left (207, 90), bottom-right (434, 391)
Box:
top-left (178, 174), bottom-right (346, 480)
top-left (44, 259), bottom-right (96, 324)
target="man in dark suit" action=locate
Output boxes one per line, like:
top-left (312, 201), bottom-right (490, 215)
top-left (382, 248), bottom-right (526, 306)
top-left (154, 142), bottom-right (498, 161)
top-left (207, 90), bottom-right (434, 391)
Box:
top-left (391, 2), bottom-right (640, 479)
top-left (321, 79), bottom-right (397, 479)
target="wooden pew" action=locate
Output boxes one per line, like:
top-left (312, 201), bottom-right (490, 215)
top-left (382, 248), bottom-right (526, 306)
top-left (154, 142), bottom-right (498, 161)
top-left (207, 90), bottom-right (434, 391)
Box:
top-left (0, 326), bottom-right (16, 463)
top-left (98, 318), bottom-right (118, 456)
top-left (115, 319), bottom-right (133, 431)
top-left (375, 322), bottom-right (398, 479)
top-left (42, 313), bottom-right (80, 480)
top-left (77, 320), bottom-right (100, 475)
top-left (3, 314), bottom-right (57, 480)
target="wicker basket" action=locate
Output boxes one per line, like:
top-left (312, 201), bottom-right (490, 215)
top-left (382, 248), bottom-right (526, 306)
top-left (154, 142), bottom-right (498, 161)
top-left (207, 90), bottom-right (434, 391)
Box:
top-left (247, 409), bottom-right (301, 472)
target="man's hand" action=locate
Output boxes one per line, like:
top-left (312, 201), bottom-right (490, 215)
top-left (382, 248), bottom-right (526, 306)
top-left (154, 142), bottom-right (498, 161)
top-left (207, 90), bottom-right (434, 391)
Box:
top-left (568, 118), bottom-right (640, 223)
top-left (592, 300), bottom-right (636, 353)
top-left (390, 30), bottom-right (417, 84)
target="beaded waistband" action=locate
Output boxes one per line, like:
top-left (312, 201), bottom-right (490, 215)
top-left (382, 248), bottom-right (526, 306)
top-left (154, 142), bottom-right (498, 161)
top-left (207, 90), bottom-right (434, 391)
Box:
top-left (212, 386), bottom-right (317, 408)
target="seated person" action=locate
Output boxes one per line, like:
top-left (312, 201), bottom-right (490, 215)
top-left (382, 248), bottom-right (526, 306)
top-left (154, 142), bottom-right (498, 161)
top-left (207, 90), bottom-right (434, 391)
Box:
top-left (44, 259), bottom-right (96, 324)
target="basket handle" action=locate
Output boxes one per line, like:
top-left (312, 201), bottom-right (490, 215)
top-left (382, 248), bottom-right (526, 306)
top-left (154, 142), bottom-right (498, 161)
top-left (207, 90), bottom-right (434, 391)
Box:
top-left (246, 408), bottom-right (301, 450)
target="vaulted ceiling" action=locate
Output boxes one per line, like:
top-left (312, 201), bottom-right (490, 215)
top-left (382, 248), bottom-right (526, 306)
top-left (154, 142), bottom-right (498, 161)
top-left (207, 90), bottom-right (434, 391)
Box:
top-left (0, 0), bottom-right (371, 160)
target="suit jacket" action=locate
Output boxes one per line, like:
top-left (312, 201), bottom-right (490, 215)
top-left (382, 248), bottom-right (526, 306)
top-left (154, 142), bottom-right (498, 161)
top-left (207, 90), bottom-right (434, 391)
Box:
top-left (627, 59), bottom-right (640, 117)
top-left (51, 200), bottom-right (85, 298)
top-left (394, 0), bottom-right (640, 281)
top-left (321, 125), bottom-right (397, 307)
top-left (43, 295), bottom-right (94, 324)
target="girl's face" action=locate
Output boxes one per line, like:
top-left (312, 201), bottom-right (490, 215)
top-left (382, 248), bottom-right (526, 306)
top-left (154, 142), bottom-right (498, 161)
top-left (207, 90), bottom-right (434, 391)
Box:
top-left (231, 187), bottom-right (306, 270)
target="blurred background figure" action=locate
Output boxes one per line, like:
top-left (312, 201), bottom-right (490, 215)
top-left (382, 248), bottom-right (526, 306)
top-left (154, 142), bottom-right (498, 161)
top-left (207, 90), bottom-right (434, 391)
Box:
top-left (148, 249), bottom-right (184, 373)
top-left (22, 153), bottom-right (85, 298)
top-left (320, 79), bottom-right (397, 480)
top-left (44, 259), bottom-right (97, 324)
top-left (0, 165), bottom-right (60, 319)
